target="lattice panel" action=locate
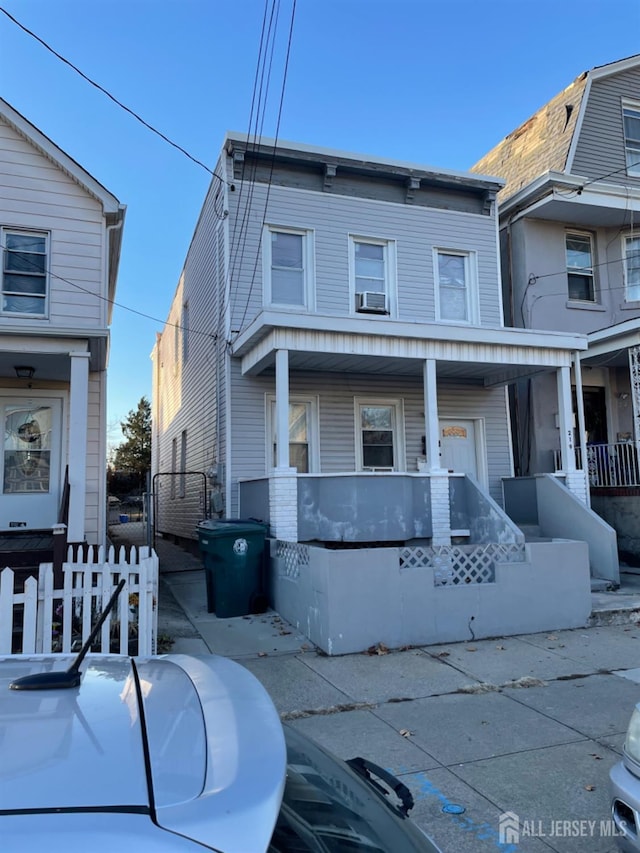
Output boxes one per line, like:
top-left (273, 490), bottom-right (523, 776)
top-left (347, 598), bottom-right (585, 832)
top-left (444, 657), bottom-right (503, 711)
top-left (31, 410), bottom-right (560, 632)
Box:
top-left (275, 541), bottom-right (309, 580)
top-left (399, 543), bottom-right (525, 587)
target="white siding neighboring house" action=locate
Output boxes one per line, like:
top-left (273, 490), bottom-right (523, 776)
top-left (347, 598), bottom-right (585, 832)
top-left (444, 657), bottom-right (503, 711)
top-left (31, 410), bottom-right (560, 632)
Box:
top-left (473, 54), bottom-right (640, 567)
top-left (0, 98), bottom-right (125, 547)
top-left (153, 134), bottom-right (598, 653)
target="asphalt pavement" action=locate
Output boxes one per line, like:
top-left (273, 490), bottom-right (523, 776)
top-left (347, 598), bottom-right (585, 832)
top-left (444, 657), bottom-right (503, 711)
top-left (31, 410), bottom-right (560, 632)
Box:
top-left (111, 521), bottom-right (640, 853)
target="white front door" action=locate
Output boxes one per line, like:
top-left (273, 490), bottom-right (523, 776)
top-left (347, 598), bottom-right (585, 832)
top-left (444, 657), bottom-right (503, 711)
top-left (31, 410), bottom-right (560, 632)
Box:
top-left (0, 397), bottom-right (63, 530)
top-left (439, 419), bottom-right (482, 483)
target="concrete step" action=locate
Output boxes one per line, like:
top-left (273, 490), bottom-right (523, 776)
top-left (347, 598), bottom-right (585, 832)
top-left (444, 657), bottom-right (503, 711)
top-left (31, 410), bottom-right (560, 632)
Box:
top-left (591, 577), bottom-right (615, 592)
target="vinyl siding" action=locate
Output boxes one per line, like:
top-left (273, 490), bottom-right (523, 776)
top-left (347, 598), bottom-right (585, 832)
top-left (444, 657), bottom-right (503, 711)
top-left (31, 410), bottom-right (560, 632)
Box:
top-left (228, 366), bottom-right (511, 511)
top-left (227, 181), bottom-right (502, 335)
top-left (0, 117), bottom-right (105, 328)
top-left (571, 67), bottom-right (640, 185)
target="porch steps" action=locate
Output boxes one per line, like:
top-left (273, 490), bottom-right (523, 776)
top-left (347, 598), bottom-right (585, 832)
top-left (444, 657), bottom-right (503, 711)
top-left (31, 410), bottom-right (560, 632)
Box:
top-left (589, 573), bottom-right (640, 626)
top-left (518, 523), bottom-right (553, 542)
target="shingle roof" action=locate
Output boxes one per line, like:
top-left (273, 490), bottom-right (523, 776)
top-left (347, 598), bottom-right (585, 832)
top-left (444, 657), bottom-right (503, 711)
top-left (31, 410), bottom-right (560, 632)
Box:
top-left (470, 72), bottom-right (589, 203)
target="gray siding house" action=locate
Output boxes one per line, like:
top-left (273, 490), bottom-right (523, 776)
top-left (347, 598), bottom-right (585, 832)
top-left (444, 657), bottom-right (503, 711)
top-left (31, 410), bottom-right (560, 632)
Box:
top-left (0, 99), bottom-right (125, 549)
top-left (153, 135), bottom-right (597, 653)
top-left (473, 54), bottom-right (640, 563)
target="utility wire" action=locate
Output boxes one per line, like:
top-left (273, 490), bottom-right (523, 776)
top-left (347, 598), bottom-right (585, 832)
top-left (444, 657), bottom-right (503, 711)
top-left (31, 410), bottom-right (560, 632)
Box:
top-left (0, 6), bottom-right (229, 186)
top-left (0, 241), bottom-right (216, 340)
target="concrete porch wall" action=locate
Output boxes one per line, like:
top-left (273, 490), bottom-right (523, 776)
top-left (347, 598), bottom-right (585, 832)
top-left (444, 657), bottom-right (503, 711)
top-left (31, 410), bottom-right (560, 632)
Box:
top-left (269, 539), bottom-right (591, 655)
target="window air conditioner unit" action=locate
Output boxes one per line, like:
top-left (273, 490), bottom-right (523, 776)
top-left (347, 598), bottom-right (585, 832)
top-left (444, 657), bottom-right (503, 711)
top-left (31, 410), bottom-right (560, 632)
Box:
top-left (356, 291), bottom-right (388, 314)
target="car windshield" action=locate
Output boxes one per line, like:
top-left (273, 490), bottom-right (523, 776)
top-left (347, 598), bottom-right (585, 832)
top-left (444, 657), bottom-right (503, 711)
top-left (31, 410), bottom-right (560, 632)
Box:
top-left (269, 726), bottom-right (436, 852)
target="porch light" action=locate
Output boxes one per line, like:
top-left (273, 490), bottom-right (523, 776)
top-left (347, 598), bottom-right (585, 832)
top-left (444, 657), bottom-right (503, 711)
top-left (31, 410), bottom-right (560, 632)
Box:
top-left (14, 366), bottom-right (35, 379)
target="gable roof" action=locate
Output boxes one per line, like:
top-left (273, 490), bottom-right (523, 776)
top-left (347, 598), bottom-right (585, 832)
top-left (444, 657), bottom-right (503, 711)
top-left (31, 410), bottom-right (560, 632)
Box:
top-left (471, 54), bottom-right (640, 203)
top-left (0, 97), bottom-right (123, 214)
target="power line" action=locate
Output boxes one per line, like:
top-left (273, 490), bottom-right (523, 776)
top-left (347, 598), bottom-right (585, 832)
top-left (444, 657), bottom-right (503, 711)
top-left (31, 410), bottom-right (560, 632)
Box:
top-left (0, 241), bottom-right (216, 341)
top-left (0, 6), bottom-right (229, 187)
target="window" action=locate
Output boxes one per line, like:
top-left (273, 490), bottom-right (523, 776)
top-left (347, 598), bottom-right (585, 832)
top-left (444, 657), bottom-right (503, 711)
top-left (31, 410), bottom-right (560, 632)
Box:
top-left (350, 237), bottom-right (395, 314)
top-left (355, 399), bottom-right (404, 471)
top-left (2, 229), bottom-right (48, 316)
top-left (264, 227), bottom-right (313, 308)
top-left (434, 249), bottom-right (477, 323)
top-left (170, 438), bottom-right (177, 499)
top-left (566, 232), bottom-right (595, 301)
top-left (267, 397), bottom-right (317, 473)
top-left (623, 104), bottom-right (640, 177)
top-left (624, 235), bottom-right (640, 302)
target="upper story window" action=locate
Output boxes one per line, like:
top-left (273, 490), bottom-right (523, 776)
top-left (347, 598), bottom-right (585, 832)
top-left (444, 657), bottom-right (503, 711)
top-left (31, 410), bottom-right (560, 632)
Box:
top-left (434, 249), bottom-right (478, 323)
top-left (624, 235), bottom-right (640, 302)
top-left (350, 237), bottom-right (395, 315)
top-left (264, 227), bottom-right (313, 309)
top-left (566, 232), bottom-right (595, 302)
top-left (623, 103), bottom-right (640, 177)
top-left (2, 229), bottom-right (48, 317)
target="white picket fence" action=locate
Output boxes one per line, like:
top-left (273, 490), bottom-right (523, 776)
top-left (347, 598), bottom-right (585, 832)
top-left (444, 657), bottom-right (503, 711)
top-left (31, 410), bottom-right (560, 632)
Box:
top-left (0, 545), bottom-right (159, 656)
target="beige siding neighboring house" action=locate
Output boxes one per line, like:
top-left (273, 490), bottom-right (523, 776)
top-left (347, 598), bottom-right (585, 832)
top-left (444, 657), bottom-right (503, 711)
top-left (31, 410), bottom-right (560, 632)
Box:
top-left (0, 99), bottom-right (125, 546)
top-left (472, 54), bottom-right (640, 565)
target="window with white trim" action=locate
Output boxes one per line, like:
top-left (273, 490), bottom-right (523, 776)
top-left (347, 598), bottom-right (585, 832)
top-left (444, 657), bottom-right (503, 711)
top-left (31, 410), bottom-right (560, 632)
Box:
top-left (264, 227), bottom-right (313, 308)
top-left (355, 399), bottom-right (404, 471)
top-left (2, 229), bottom-right (48, 316)
top-left (566, 232), bottom-right (595, 302)
top-left (350, 237), bottom-right (394, 314)
top-left (434, 249), bottom-right (477, 323)
top-left (179, 430), bottom-right (187, 497)
top-left (267, 397), bottom-right (318, 473)
top-left (624, 235), bottom-right (640, 302)
top-left (623, 103), bottom-right (640, 177)
top-left (170, 438), bottom-right (177, 499)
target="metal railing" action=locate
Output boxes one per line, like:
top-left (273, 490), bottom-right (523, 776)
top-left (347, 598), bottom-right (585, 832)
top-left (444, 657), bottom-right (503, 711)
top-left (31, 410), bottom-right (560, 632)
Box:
top-left (554, 442), bottom-right (640, 487)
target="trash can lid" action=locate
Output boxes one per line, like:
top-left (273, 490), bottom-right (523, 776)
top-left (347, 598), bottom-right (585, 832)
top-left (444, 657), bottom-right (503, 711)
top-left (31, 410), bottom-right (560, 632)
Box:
top-left (197, 519), bottom-right (267, 536)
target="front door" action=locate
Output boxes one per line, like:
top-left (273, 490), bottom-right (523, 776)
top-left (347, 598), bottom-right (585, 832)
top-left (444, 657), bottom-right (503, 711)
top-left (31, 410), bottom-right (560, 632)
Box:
top-left (0, 397), bottom-right (63, 530)
top-left (439, 418), bottom-right (483, 484)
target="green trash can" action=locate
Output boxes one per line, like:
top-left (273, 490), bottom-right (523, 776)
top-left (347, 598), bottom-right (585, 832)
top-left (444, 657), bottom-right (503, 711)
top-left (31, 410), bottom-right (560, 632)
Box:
top-left (197, 520), bottom-right (267, 617)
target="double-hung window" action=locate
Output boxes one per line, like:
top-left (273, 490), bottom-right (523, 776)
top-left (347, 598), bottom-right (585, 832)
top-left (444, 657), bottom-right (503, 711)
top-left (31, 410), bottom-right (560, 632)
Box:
top-left (566, 232), bottom-right (595, 302)
top-left (264, 227), bottom-right (313, 308)
top-left (355, 399), bottom-right (404, 471)
top-left (268, 397), bottom-right (317, 473)
top-left (2, 229), bottom-right (48, 316)
top-left (623, 103), bottom-right (640, 177)
top-left (350, 237), bottom-right (395, 314)
top-left (434, 249), bottom-right (477, 323)
top-left (624, 235), bottom-right (640, 302)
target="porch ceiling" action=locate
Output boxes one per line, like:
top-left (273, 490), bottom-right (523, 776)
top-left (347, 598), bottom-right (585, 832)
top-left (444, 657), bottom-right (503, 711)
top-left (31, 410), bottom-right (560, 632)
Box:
top-left (0, 334), bottom-right (103, 381)
top-left (233, 312), bottom-right (587, 386)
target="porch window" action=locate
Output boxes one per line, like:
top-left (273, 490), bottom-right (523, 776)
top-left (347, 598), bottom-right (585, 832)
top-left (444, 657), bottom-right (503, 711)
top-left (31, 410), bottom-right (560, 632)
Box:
top-left (434, 249), bottom-right (477, 323)
top-left (269, 398), bottom-right (317, 473)
top-left (623, 103), bottom-right (640, 177)
top-left (1, 229), bottom-right (48, 316)
top-left (3, 405), bottom-right (52, 493)
top-left (356, 400), bottom-right (404, 471)
top-left (264, 227), bottom-right (313, 308)
top-left (624, 235), bottom-right (640, 302)
top-left (566, 232), bottom-right (595, 301)
top-left (350, 236), bottom-right (395, 315)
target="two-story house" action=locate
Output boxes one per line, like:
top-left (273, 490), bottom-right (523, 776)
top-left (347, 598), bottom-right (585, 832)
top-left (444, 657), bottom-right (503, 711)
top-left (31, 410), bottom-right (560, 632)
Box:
top-left (0, 99), bottom-right (125, 555)
top-left (152, 134), bottom-right (603, 653)
top-left (472, 54), bottom-right (640, 562)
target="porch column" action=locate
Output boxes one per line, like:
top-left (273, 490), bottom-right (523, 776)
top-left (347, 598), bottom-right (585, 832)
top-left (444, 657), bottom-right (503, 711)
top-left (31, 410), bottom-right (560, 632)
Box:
top-left (68, 352), bottom-right (90, 543)
top-left (573, 351), bottom-right (590, 508)
top-left (269, 349), bottom-right (298, 541)
top-left (557, 364), bottom-right (588, 504)
top-left (629, 346), bottom-right (640, 446)
top-left (423, 359), bottom-right (451, 546)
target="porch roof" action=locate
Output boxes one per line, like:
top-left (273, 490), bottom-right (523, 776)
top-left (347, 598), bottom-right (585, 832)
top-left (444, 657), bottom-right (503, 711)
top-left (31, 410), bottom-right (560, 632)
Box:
top-left (232, 311), bottom-right (587, 385)
top-left (582, 318), bottom-right (640, 367)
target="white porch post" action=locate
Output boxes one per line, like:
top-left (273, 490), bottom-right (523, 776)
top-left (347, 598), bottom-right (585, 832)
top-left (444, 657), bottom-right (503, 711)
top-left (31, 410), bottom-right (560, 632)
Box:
top-left (629, 346), bottom-right (640, 446)
top-left (269, 349), bottom-right (298, 541)
top-left (423, 359), bottom-right (451, 546)
top-left (68, 352), bottom-right (90, 542)
top-left (573, 351), bottom-right (590, 507)
top-left (557, 363), bottom-right (588, 504)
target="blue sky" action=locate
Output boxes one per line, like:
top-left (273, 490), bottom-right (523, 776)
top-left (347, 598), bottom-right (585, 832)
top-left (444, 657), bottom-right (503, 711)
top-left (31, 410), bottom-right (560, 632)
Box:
top-left (1, 0), bottom-right (639, 451)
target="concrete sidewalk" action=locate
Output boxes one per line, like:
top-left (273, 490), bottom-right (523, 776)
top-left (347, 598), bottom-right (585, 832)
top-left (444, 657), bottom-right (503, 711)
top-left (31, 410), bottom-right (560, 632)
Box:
top-left (112, 522), bottom-right (640, 852)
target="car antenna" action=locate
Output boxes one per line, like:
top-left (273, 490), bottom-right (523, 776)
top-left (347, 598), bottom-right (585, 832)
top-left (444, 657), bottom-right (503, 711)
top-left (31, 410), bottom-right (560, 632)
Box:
top-left (9, 578), bottom-right (127, 691)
